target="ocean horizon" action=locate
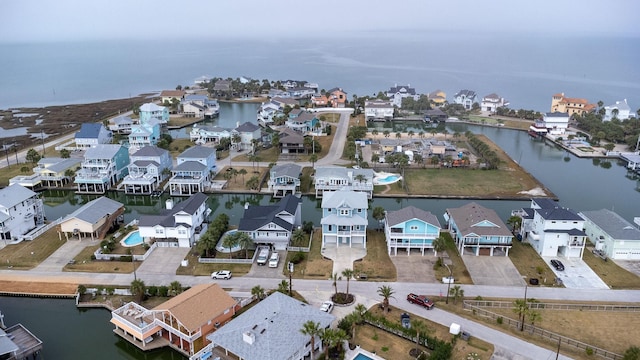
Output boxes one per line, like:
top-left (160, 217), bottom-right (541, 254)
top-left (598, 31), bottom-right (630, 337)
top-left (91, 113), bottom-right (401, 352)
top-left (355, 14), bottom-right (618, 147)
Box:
top-left (1, 33), bottom-right (639, 112)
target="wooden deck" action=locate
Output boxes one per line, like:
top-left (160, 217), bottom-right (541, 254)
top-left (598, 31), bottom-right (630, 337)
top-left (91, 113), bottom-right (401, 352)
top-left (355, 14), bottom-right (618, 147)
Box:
top-left (5, 323), bottom-right (43, 359)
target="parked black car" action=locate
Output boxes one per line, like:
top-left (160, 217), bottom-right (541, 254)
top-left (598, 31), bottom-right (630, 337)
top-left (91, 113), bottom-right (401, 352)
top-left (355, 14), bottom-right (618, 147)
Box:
top-left (550, 259), bottom-right (565, 271)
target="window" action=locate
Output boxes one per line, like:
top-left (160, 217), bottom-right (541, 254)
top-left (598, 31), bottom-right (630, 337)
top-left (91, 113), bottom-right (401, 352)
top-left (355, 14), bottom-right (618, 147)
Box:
top-left (340, 209), bottom-right (350, 216)
top-left (178, 229), bottom-right (186, 235)
top-left (328, 225), bottom-right (332, 231)
top-left (410, 225), bottom-right (418, 230)
top-left (155, 228), bottom-right (163, 234)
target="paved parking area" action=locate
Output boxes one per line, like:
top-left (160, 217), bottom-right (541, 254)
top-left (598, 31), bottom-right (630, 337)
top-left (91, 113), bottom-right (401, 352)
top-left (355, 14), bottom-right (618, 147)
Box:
top-left (461, 255), bottom-right (525, 286)
top-left (137, 247), bottom-right (190, 275)
top-left (543, 257), bottom-right (609, 289)
top-left (389, 249), bottom-right (438, 283)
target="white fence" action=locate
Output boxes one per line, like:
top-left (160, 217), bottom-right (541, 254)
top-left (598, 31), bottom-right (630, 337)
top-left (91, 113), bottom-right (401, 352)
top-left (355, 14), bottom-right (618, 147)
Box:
top-left (94, 242), bottom-right (158, 261)
top-left (22, 217), bottom-right (63, 241)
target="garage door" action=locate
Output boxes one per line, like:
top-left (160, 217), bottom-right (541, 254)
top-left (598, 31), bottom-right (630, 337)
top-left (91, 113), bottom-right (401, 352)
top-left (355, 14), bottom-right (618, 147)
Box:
top-left (613, 250), bottom-right (640, 260)
top-left (479, 248), bottom-right (491, 256)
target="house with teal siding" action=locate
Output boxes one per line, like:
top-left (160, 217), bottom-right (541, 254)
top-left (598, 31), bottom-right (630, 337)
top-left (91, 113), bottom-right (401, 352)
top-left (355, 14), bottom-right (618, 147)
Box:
top-left (444, 202), bottom-right (513, 256)
top-left (75, 144), bottom-right (130, 193)
top-left (139, 103), bottom-right (169, 123)
top-left (320, 190), bottom-right (368, 248)
top-left (384, 206), bottom-right (441, 256)
top-left (128, 118), bottom-right (162, 148)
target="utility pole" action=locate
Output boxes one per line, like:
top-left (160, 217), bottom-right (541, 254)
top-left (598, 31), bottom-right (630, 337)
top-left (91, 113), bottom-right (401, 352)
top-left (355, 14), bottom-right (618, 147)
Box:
top-left (445, 263), bottom-right (453, 304)
top-left (3, 142), bottom-right (8, 167)
top-left (520, 283), bottom-right (528, 331)
top-left (288, 262), bottom-right (294, 296)
top-left (555, 337), bottom-right (561, 360)
top-left (41, 130), bottom-right (46, 155)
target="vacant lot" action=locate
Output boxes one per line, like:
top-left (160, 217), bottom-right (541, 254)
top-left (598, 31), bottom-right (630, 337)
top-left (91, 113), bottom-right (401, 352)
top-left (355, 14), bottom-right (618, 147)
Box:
top-left (0, 228), bottom-right (66, 269)
top-left (582, 246), bottom-right (640, 289)
top-left (213, 165), bottom-right (267, 191)
top-left (64, 245), bottom-right (142, 274)
top-left (175, 249), bottom-right (252, 277)
top-left (432, 233), bottom-right (473, 284)
top-left (509, 240), bottom-right (558, 286)
top-left (287, 229), bottom-right (332, 280)
top-left (353, 231), bottom-right (397, 282)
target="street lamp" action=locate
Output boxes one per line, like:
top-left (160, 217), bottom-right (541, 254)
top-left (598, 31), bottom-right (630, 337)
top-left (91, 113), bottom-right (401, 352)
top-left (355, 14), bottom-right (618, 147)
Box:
top-left (520, 276), bottom-right (528, 331)
top-left (444, 263), bottom-right (453, 304)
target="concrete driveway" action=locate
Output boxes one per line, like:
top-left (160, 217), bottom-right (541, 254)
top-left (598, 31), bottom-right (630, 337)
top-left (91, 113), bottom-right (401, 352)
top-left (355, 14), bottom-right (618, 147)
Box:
top-left (136, 247), bottom-right (190, 275)
top-left (461, 255), bottom-right (525, 286)
top-left (614, 259), bottom-right (640, 277)
top-left (542, 257), bottom-right (609, 289)
top-left (389, 249), bottom-right (438, 283)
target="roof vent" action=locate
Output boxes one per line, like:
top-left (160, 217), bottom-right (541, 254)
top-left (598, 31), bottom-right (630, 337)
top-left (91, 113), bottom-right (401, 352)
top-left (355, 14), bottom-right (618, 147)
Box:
top-left (243, 331), bottom-right (255, 345)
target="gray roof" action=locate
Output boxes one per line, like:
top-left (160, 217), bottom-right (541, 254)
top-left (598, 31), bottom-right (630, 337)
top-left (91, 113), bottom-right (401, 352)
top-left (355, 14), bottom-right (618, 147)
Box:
top-left (321, 190), bottom-right (368, 209)
top-left (271, 163), bottom-right (301, 179)
top-left (455, 89), bottom-right (476, 98)
top-left (545, 111), bottom-right (570, 117)
top-left (207, 291), bottom-right (334, 360)
top-left (178, 145), bottom-right (215, 159)
top-left (131, 160), bottom-right (159, 167)
top-left (133, 145), bottom-right (169, 158)
top-left (138, 193), bottom-right (208, 227)
top-left (85, 144), bottom-right (123, 159)
top-left (386, 206), bottom-right (441, 228)
top-left (45, 158), bottom-right (81, 173)
top-left (0, 328), bottom-right (19, 356)
top-left (75, 123), bottom-right (104, 139)
top-left (446, 202), bottom-right (512, 237)
top-left (483, 93), bottom-right (500, 100)
top-left (113, 116), bottom-right (133, 125)
top-left (532, 198), bottom-right (557, 209)
top-left (535, 207), bottom-right (583, 221)
top-left (0, 184), bottom-right (37, 208)
top-left (235, 121), bottom-right (260, 133)
top-left (238, 194), bottom-right (300, 232)
top-left (606, 99), bottom-right (631, 112)
top-left (320, 214), bottom-right (368, 226)
top-left (315, 166), bottom-right (373, 181)
top-left (279, 128), bottom-right (304, 144)
top-left (64, 196), bottom-right (123, 224)
top-left (580, 209), bottom-right (640, 241)
top-left (173, 161), bottom-right (207, 172)
top-left (388, 85), bottom-right (416, 95)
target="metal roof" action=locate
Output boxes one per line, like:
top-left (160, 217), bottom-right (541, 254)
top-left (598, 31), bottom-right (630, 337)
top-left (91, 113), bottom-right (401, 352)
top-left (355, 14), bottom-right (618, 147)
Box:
top-left (63, 196), bottom-right (123, 224)
top-left (580, 209), bottom-right (640, 241)
top-left (0, 184), bottom-right (37, 209)
top-left (386, 206), bottom-right (441, 228)
top-left (321, 190), bottom-right (368, 209)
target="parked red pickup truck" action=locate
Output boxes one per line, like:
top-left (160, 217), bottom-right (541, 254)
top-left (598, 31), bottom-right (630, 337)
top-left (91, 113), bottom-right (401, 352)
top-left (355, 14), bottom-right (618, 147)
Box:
top-left (407, 293), bottom-right (435, 310)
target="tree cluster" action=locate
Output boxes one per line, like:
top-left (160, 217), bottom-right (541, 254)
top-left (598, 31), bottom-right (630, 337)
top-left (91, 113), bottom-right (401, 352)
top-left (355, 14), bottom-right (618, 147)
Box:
top-left (574, 112), bottom-right (640, 148)
top-left (401, 95), bottom-right (433, 114)
top-left (465, 131), bottom-right (500, 169)
top-left (196, 213), bottom-right (229, 257)
top-left (495, 107), bottom-right (542, 120)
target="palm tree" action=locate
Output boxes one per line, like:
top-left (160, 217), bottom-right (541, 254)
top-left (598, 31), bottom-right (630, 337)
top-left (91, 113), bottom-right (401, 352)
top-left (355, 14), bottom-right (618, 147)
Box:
top-left (383, 130), bottom-right (390, 138)
top-left (432, 236), bottom-right (446, 259)
top-left (411, 319), bottom-right (430, 349)
top-left (442, 129), bottom-right (449, 139)
top-left (527, 308), bottom-right (542, 333)
top-left (430, 129), bottom-right (437, 138)
top-left (372, 206), bottom-right (385, 231)
top-left (300, 321), bottom-right (322, 357)
top-left (330, 272), bottom-right (341, 299)
top-left (238, 168), bottom-right (247, 184)
top-left (251, 285), bottom-right (265, 300)
top-left (506, 215), bottom-right (522, 233)
top-left (377, 284), bottom-right (395, 311)
top-left (319, 328), bottom-right (336, 359)
top-left (408, 130), bottom-right (415, 139)
top-left (230, 168), bottom-right (239, 183)
top-left (418, 131), bottom-right (425, 140)
top-left (169, 281), bottom-right (182, 296)
top-left (237, 232), bottom-right (254, 258)
top-left (309, 153), bottom-right (318, 168)
top-left (277, 279), bottom-right (289, 294)
top-left (222, 232), bottom-right (240, 259)
top-left (292, 228), bottom-right (306, 247)
top-left (371, 129), bottom-right (379, 136)
top-left (341, 268), bottom-right (355, 300)
top-left (513, 298), bottom-right (529, 331)
top-left (449, 285), bottom-right (464, 304)
top-left (332, 328), bottom-right (349, 354)
top-left (130, 279), bottom-right (146, 303)
top-left (232, 133), bottom-right (241, 149)
top-left (196, 231), bottom-right (217, 257)
top-left (395, 132), bottom-right (402, 139)
top-left (354, 174), bottom-right (366, 184)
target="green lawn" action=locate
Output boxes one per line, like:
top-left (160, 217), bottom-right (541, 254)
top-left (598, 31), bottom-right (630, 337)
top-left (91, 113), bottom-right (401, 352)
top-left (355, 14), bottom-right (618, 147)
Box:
top-left (582, 245), bottom-right (640, 289)
top-left (508, 239), bottom-right (558, 286)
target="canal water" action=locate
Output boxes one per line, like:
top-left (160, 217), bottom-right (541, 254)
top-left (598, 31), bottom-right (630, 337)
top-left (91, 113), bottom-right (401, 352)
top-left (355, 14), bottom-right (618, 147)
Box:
top-left (168, 101), bottom-right (261, 139)
top-left (2, 119), bottom-right (639, 360)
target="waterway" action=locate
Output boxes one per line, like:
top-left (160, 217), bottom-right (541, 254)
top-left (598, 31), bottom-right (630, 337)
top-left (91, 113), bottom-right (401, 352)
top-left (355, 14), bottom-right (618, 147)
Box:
top-left (2, 123), bottom-right (640, 359)
top-left (168, 101), bottom-right (260, 139)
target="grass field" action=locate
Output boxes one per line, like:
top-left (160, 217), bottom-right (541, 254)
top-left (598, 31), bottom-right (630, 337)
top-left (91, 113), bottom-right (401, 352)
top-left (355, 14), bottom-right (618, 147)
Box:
top-left (64, 244), bottom-right (142, 274)
top-left (0, 228), bottom-right (66, 269)
top-left (508, 240), bottom-right (558, 286)
top-left (213, 165), bottom-right (267, 191)
top-left (175, 249), bottom-right (252, 277)
top-left (432, 233), bottom-right (473, 284)
top-left (232, 146), bottom-right (280, 163)
top-left (353, 230), bottom-right (397, 282)
top-left (582, 245), bottom-right (640, 289)
top-left (168, 139), bottom-right (195, 158)
top-left (287, 229), bottom-right (333, 279)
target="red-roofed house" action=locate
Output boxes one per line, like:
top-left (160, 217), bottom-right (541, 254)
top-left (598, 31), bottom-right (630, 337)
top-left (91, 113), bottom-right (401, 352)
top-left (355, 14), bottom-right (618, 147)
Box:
top-left (550, 93), bottom-right (596, 116)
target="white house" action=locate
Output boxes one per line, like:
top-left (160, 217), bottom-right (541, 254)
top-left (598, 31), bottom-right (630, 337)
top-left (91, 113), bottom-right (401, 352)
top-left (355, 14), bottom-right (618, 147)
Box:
top-left (385, 206), bottom-right (442, 256)
top-left (543, 112), bottom-right (571, 135)
top-left (190, 125), bottom-right (231, 144)
top-left (0, 184), bottom-right (45, 242)
top-left (121, 146), bottom-right (173, 195)
top-left (138, 193), bottom-right (211, 248)
top-left (454, 90), bottom-right (477, 110)
top-left (238, 194), bottom-right (302, 251)
top-left (386, 84), bottom-right (419, 108)
top-left (365, 100), bottom-right (394, 121)
top-left (480, 93), bottom-right (509, 113)
top-left (139, 103), bottom-right (169, 124)
top-left (603, 99), bottom-right (633, 121)
top-left (579, 209), bottom-right (640, 260)
top-left (314, 166), bottom-right (374, 199)
top-left (169, 146), bottom-right (217, 196)
top-left (321, 190), bottom-right (368, 248)
top-left (75, 123), bottom-right (112, 148)
top-left (232, 122), bottom-right (261, 150)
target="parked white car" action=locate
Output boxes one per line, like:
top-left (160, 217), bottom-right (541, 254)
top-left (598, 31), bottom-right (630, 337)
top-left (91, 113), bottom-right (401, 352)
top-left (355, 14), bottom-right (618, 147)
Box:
top-left (320, 301), bottom-right (334, 313)
top-left (211, 270), bottom-right (232, 280)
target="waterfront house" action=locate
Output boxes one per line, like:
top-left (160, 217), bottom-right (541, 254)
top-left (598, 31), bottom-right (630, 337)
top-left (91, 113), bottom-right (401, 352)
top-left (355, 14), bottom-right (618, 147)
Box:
top-left (268, 163), bottom-right (301, 197)
top-left (327, 87), bottom-right (347, 108)
top-left (213, 79), bottom-right (232, 92)
top-left (603, 99), bottom-right (633, 122)
top-left (232, 122), bottom-right (261, 151)
top-left (190, 125), bottom-right (231, 144)
top-left (480, 93), bottom-right (509, 113)
top-left (169, 146), bottom-right (216, 196)
top-left (579, 209), bottom-right (640, 260)
top-left (285, 110), bottom-right (319, 133)
top-left (427, 89), bottom-right (447, 106)
top-left (543, 112), bottom-right (570, 135)
top-left (272, 96), bottom-right (299, 108)
top-left (0, 184), bottom-right (45, 242)
top-left (238, 194), bottom-right (301, 250)
top-left (160, 89), bottom-right (185, 104)
top-left (182, 102), bottom-right (206, 118)
top-left (257, 100), bottom-right (283, 126)
top-left (289, 86), bottom-right (316, 99)
top-left (128, 118), bottom-right (162, 148)
top-left (139, 103), bottom-right (169, 123)
top-left (278, 128), bottom-right (306, 154)
top-left (111, 283), bottom-right (238, 358)
top-left (138, 193), bottom-right (211, 248)
top-left (454, 90), bottom-right (477, 110)
top-left (0, 321), bottom-right (43, 360)
top-left (384, 206), bottom-right (442, 256)
top-left (550, 92), bottom-right (596, 116)
top-left (314, 166), bottom-right (374, 198)
top-left (74, 144), bottom-right (130, 194)
top-left (121, 146), bottom-right (172, 195)
top-left (18, 157), bottom-right (81, 188)
top-left (444, 202), bottom-right (513, 256)
top-left (424, 108), bottom-right (448, 123)
top-left (365, 99), bottom-right (394, 121)
top-left (311, 94), bottom-right (328, 107)
top-left (515, 198), bottom-right (586, 258)
top-left (386, 84), bottom-right (419, 108)
top-left (321, 190), bottom-right (368, 248)
top-left (75, 123), bottom-right (112, 148)
top-left (59, 196), bottom-right (124, 241)
top-left (205, 291), bottom-right (334, 360)
top-left (110, 116), bottom-right (134, 134)
top-left (181, 94), bottom-right (220, 118)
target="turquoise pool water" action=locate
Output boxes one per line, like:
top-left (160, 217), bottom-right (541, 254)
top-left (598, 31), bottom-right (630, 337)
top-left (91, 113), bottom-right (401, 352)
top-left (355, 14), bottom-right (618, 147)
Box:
top-left (353, 354), bottom-right (374, 360)
top-left (375, 175), bottom-right (400, 185)
top-left (216, 229), bottom-right (243, 252)
top-left (122, 231), bottom-right (143, 247)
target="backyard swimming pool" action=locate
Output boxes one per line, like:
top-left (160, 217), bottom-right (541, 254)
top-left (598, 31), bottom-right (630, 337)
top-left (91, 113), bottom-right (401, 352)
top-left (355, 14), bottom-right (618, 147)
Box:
top-left (373, 172), bottom-right (402, 186)
top-left (216, 229), bottom-right (243, 252)
top-left (121, 231), bottom-right (143, 247)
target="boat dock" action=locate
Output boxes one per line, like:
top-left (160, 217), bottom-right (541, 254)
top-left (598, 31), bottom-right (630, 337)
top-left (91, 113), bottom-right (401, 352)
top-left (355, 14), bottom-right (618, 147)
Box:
top-left (619, 152), bottom-right (640, 170)
top-left (0, 311), bottom-right (43, 360)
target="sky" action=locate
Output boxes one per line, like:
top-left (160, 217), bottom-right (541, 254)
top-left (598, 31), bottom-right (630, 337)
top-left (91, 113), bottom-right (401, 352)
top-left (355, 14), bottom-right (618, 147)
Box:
top-left (1, 0), bottom-right (639, 42)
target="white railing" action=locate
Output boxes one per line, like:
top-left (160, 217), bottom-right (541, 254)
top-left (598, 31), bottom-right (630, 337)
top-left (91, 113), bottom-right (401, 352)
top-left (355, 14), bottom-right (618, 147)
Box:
top-left (22, 217), bottom-right (62, 241)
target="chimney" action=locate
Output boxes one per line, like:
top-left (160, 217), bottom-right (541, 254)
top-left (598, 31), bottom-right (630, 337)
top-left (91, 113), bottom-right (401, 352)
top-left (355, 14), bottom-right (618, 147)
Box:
top-left (165, 199), bottom-right (174, 210)
top-left (244, 202), bottom-right (250, 210)
top-left (243, 331), bottom-right (256, 345)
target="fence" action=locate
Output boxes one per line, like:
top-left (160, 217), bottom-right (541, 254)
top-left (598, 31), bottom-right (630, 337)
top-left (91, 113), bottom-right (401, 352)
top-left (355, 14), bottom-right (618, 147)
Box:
top-left (22, 217), bottom-right (63, 241)
top-left (287, 231), bottom-right (313, 252)
top-left (94, 242), bottom-right (157, 261)
top-left (465, 300), bottom-right (640, 313)
top-left (463, 301), bottom-right (622, 360)
top-left (198, 250), bottom-right (257, 264)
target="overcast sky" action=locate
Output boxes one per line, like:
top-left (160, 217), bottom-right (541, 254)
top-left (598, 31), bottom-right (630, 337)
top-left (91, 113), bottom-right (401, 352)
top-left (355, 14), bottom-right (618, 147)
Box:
top-left (2, 0), bottom-right (638, 42)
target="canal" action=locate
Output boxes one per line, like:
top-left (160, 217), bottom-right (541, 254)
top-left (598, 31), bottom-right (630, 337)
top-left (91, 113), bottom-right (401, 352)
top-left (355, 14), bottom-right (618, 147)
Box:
top-left (2, 122), bottom-right (639, 359)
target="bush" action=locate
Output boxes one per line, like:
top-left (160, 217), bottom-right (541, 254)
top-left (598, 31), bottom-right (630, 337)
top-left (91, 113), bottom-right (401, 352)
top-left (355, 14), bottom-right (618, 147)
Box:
top-left (586, 347), bottom-right (594, 356)
top-left (158, 286), bottom-right (169, 297)
top-left (120, 255), bottom-right (133, 262)
top-left (77, 284), bottom-right (86, 295)
top-left (106, 287), bottom-right (115, 295)
top-left (496, 316), bottom-right (503, 324)
top-left (290, 252), bottom-right (306, 264)
top-left (90, 255), bottom-right (96, 261)
top-left (147, 286), bottom-right (158, 296)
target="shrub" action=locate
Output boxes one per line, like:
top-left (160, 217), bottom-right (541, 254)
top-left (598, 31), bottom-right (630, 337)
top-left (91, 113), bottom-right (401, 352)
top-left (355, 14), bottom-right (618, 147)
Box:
top-left (106, 287), bottom-right (115, 295)
top-left (158, 286), bottom-right (169, 297)
top-left (496, 316), bottom-right (503, 325)
top-left (381, 346), bottom-right (389, 352)
top-left (291, 252), bottom-right (306, 264)
top-left (77, 284), bottom-right (86, 295)
top-left (90, 255), bottom-right (96, 261)
top-left (586, 347), bottom-right (594, 356)
top-left (474, 295), bottom-right (483, 301)
top-left (536, 266), bottom-right (545, 275)
top-left (147, 286), bottom-right (158, 296)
